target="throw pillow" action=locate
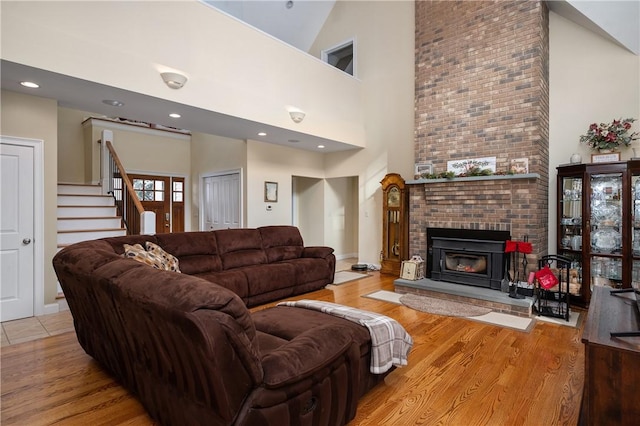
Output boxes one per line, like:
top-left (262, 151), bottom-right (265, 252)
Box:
top-left (145, 241), bottom-right (181, 273)
top-left (122, 243), bottom-right (180, 273)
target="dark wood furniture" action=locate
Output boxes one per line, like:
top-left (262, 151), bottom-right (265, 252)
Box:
top-left (380, 173), bottom-right (408, 276)
top-left (581, 285), bottom-right (640, 425)
top-left (557, 161), bottom-right (640, 307)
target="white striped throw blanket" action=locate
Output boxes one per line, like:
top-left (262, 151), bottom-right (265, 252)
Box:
top-left (276, 300), bottom-right (413, 374)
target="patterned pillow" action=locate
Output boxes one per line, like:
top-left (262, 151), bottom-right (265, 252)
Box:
top-left (145, 241), bottom-right (181, 273)
top-left (123, 243), bottom-right (181, 273)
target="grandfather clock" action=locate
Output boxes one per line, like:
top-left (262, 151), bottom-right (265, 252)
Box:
top-left (380, 173), bottom-right (408, 275)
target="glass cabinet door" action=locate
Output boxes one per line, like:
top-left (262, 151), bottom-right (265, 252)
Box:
top-left (590, 172), bottom-right (623, 290)
top-left (632, 173), bottom-right (640, 290)
top-left (559, 176), bottom-right (583, 298)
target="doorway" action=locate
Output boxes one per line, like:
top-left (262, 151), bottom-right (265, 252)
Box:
top-left (1, 136), bottom-right (43, 322)
top-left (129, 174), bottom-right (185, 233)
top-left (201, 171), bottom-right (242, 231)
top-left (292, 176), bottom-right (358, 259)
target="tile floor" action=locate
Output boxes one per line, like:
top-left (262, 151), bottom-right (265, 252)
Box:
top-left (1, 301), bottom-right (73, 347)
top-left (1, 258), bottom-right (360, 348)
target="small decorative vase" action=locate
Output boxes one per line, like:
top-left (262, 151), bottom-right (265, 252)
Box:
top-left (598, 149), bottom-right (613, 154)
top-left (570, 153), bottom-right (582, 164)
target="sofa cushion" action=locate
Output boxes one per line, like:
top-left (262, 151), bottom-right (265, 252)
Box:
top-left (283, 258), bottom-right (332, 285)
top-left (252, 306), bottom-right (371, 359)
top-left (193, 269), bottom-right (249, 301)
top-left (216, 229), bottom-right (268, 269)
top-left (123, 243), bottom-right (180, 272)
top-left (259, 226), bottom-right (304, 263)
top-left (155, 232), bottom-right (222, 275)
top-left (241, 263), bottom-right (296, 297)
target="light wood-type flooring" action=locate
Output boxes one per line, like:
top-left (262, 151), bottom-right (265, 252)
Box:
top-left (1, 272), bottom-right (584, 425)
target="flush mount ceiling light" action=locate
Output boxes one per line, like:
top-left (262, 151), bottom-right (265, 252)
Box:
top-left (102, 99), bottom-right (124, 107)
top-left (258, 132), bottom-right (267, 136)
top-left (317, 145), bottom-right (325, 149)
top-left (20, 81), bottom-right (39, 88)
top-left (289, 110), bottom-right (306, 123)
top-left (160, 72), bottom-right (188, 89)
top-left (169, 113), bottom-right (181, 118)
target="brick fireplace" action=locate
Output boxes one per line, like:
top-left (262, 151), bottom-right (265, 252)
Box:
top-left (409, 0), bottom-right (550, 272)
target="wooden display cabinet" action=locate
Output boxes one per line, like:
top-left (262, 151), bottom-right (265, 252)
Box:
top-left (557, 161), bottom-right (638, 307)
top-left (380, 173), bottom-right (408, 275)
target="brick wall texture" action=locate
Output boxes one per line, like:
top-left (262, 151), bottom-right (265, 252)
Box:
top-left (411, 0), bottom-right (550, 264)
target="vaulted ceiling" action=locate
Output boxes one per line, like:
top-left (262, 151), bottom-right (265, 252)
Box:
top-left (1, 1), bottom-right (637, 153)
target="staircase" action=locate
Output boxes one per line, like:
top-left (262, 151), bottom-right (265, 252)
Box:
top-left (57, 183), bottom-right (127, 295)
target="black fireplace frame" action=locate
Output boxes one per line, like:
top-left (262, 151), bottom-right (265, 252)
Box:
top-left (426, 228), bottom-right (510, 290)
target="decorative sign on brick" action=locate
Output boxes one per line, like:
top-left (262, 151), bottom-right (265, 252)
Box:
top-left (447, 157), bottom-right (496, 176)
top-left (510, 158), bottom-right (529, 174)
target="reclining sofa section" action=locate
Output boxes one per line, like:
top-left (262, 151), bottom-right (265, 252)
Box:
top-left (53, 226), bottom-right (392, 425)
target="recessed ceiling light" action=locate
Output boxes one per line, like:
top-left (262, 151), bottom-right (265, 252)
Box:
top-left (169, 113), bottom-right (181, 118)
top-left (317, 145), bottom-right (325, 149)
top-left (20, 81), bottom-right (39, 88)
top-left (102, 99), bottom-right (124, 107)
top-left (258, 132), bottom-right (267, 136)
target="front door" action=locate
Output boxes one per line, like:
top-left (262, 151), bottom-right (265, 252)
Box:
top-left (130, 174), bottom-right (184, 233)
top-left (0, 141), bottom-right (35, 321)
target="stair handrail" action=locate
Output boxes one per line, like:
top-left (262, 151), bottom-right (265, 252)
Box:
top-left (103, 139), bottom-right (154, 235)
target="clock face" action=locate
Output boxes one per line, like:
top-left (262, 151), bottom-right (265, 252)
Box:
top-left (387, 187), bottom-right (400, 207)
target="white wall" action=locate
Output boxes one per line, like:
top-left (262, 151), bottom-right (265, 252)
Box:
top-left (190, 132), bottom-right (247, 230)
top-left (548, 11), bottom-right (640, 253)
top-left (246, 140), bottom-right (325, 230)
top-left (1, 0), bottom-right (365, 148)
top-left (1, 90), bottom-right (59, 306)
top-left (325, 176), bottom-right (359, 259)
top-left (310, 0), bottom-right (415, 265)
top-left (57, 107), bottom-right (89, 183)
top-left (293, 176), bottom-right (325, 246)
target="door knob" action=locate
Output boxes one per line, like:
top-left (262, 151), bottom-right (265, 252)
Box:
top-left (22, 238), bottom-right (32, 245)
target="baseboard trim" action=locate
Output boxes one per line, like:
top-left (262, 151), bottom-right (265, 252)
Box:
top-left (335, 252), bottom-right (358, 261)
top-left (42, 303), bottom-right (60, 315)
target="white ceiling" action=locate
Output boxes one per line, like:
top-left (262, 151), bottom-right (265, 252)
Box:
top-left (2, 1), bottom-right (637, 155)
top-left (204, 0), bottom-right (336, 51)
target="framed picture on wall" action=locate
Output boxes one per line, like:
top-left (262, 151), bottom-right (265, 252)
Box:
top-left (264, 181), bottom-right (278, 202)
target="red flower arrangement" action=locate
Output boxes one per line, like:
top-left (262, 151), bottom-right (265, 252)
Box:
top-left (579, 118), bottom-right (638, 151)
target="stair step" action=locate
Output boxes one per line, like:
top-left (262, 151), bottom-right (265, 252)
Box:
top-left (57, 205), bottom-right (117, 218)
top-left (58, 183), bottom-right (102, 196)
top-left (57, 217), bottom-right (122, 231)
top-left (57, 228), bottom-right (127, 246)
top-left (58, 194), bottom-right (114, 206)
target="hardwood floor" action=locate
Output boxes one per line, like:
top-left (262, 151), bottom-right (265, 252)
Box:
top-left (1, 272), bottom-right (584, 425)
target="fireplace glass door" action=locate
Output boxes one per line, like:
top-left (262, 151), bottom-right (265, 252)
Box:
top-left (444, 252), bottom-right (488, 275)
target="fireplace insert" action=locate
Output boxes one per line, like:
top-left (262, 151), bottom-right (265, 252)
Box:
top-left (428, 228), bottom-right (509, 290)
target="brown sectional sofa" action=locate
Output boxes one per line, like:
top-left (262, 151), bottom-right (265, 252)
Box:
top-left (53, 226), bottom-right (390, 425)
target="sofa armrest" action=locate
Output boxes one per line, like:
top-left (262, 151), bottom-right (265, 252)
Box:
top-left (302, 246), bottom-right (334, 259)
top-left (261, 325), bottom-right (352, 388)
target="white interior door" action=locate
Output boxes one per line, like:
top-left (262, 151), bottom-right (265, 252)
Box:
top-left (1, 142), bottom-right (35, 321)
top-left (202, 172), bottom-right (240, 230)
